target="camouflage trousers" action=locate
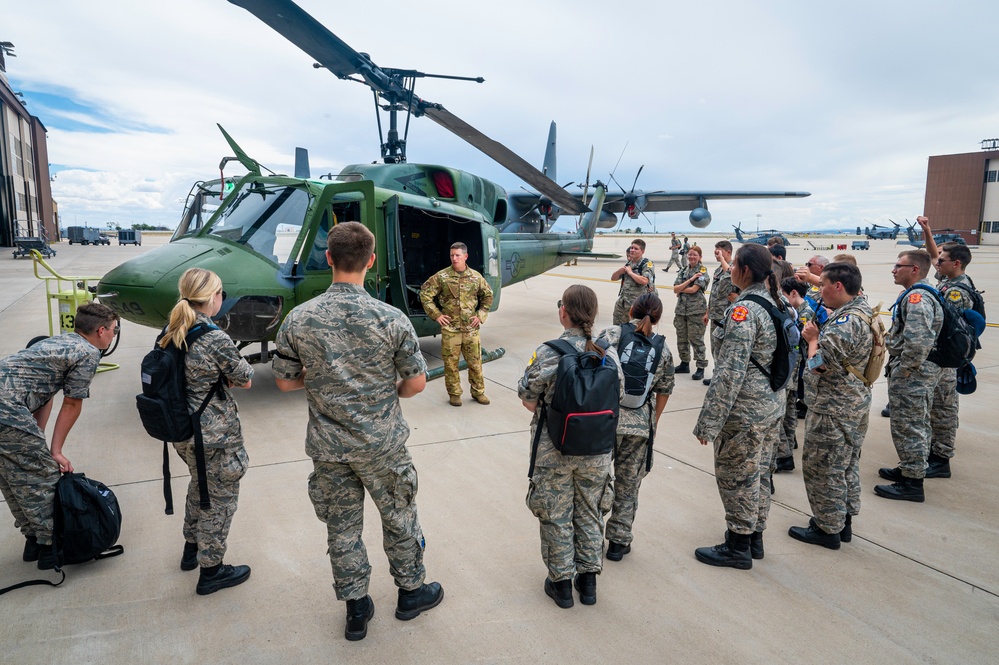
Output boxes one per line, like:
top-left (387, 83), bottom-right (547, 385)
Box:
top-left (664, 253), bottom-right (681, 271)
top-left (673, 313), bottom-right (707, 368)
top-left (441, 330), bottom-right (484, 397)
top-left (709, 321), bottom-right (724, 361)
top-left (613, 296), bottom-right (636, 326)
top-left (527, 462), bottom-right (613, 582)
top-left (309, 452), bottom-right (426, 601)
top-left (0, 425), bottom-right (58, 545)
top-left (605, 434), bottom-right (652, 546)
top-left (802, 410), bottom-right (867, 534)
top-left (776, 385), bottom-right (798, 460)
top-left (174, 442), bottom-right (248, 567)
top-left (712, 420), bottom-right (778, 535)
top-left (887, 363), bottom-right (942, 478)
top-left (930, 367), bottom-right (958, 459)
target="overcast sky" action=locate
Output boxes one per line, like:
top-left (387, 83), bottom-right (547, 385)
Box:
top-left (6, 0), bottom-right (998, 233)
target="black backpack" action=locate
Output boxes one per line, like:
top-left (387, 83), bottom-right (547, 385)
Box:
top-left (617, 323), bottom-right (666, 409)
top-left (949, 279), bottom-right (987, 351)
top-left (0, 472), bottom-right (124, 595)
top-left (528, 339), bottom-right (620, 477)
top-left (902, 284), bottom-right (977, 369)
top-left (136, 324), bottom-right (224, 514)
top-left (742, 294), bottom-right (799, 392)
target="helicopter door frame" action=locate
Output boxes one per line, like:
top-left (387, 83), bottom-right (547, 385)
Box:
top-left (383, 195), bottom-right (414, 313)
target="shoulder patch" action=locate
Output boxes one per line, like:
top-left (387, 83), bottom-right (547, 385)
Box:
top-left (699, 265), bottom-right (707, 273)
top-left (528, 351), bottom-right (537, 366)
top-left (908, 292), bottom-right (923, 304)
top-left (645, 260), bottom-right (654, 268)
top-left (731, 305), bottom-right (749, 322)
top-left (948, 290), bottom-right (962, 302)
top-left (834, 314), bottom-right (850, 324)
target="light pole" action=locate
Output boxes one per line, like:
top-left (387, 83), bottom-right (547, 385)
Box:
top-left (756, 214), bottom-right (761, 233)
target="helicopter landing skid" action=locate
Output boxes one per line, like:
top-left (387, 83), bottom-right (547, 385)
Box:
top-left (426, 347), bottom-right (506, 381)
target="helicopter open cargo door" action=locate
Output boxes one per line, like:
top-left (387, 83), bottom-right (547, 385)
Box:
top-left (383, 195), bottom-right (413, 313)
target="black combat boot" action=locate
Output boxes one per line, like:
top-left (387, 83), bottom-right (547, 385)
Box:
top-left (775, 456), bottom-right (795, 473)
top-left (878, 466), bottom-right (903, 482)
top-left (396, 582), bottom-right (444, 620)
top-left (544, 578), bottom-right (574, 609)
top-left (196, 563), bottom-right (251, 595)
top-left (874, 477), bottom-right (925, 503)
top-left (675, 361), bottom-right (690, 374)
top-left (574, 572), bottom-right (597, 605)
top-left (881, 403), bottom-right (891, 418)
top-left (702, 377), bottom-right (711, 386)
top-left (694, 530), bottom-right (752, 570)
top-left (22, 535), bottom-right (40, 562)
top-left (344, 595), bottom-right (375, 641)
top-left (37, 543), bottom-right (59, 570)
top-left (788, 517), bottom-right (841, 550)
top-left (606, 541), bottom-right (631, 562)
top-left (691, 368), bottom-right (704, 381)
top-left (840, 514), bottom-right (853, 543)
top-left (749, 531), bottom-right (764, 560)
top-left (925, 453), bottom-right (951, 479)
top-left (180, 541), bottom-right (198, 571)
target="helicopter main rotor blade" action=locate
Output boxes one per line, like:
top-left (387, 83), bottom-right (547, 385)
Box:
top-left (422, 107), bottom-right (587, 215)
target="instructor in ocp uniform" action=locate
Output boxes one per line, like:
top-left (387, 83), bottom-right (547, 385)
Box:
top-left (420, 242), bottom-right (494, 407)
top-left (611, 239), bottom-right (655, 325)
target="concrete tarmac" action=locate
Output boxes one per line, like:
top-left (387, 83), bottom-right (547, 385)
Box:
top-left (1, 234), bottom-right (996, 664)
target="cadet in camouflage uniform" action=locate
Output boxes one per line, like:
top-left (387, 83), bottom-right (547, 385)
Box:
top-left (611, 239), bottom-right (655, 325)
top-left (788, 263), bottom-right (873, 549)
top-left (663, 233), bottom-right (682, 272)
top-left (0, 302), bottom-right (118, 569)
top-left (703, 241), bottom-right (735, 380)
top-left (519, 285), bottom-right (624, 608)
top-left (160, 268), bottom-right (254, 595)
top-left (927, 240), bottom-right (978, 478)
top-left (420, 242), bottom-right (494, 407)
top-left (774, 278), bottom-right (816, 472)
top-left (672, 245), bottom-right (709, 379)
top-left (274, 222), bottom-right (442, 641)
top-left (693, 244), bottom-right (784, 570)
top-left (876, 250), bottom-right (943, 503)
top-left (596, 293), bottom-right (674, 561)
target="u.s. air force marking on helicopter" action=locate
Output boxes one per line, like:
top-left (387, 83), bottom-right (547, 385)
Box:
top-left (505, 253), bottom-right (526, 281)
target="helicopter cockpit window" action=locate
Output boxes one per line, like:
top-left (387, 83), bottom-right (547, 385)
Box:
top-left (206, 185), bottom-right (311, 266)
top-left (173, 181), bottom-right (225, 241)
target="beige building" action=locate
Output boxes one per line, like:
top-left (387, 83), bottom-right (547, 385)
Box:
top-left (0, 42), bottom-right (57, 248)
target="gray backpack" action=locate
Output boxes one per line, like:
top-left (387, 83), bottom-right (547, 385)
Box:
top-left (618, 323), bottom-right (666, 409)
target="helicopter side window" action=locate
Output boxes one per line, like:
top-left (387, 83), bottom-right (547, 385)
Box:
top-left (305, 211), bottom-right (333, 271)
top-left (206, 185), bottom-right (310, 265)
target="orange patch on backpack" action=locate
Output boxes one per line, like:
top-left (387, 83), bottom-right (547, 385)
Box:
top-left (908, 292), bottom-right (923, 304)
top-left (731, 306), bottom-right (749, 322)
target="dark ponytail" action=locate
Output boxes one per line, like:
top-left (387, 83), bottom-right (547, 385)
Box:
top-left (734, 244), bottom-right (786, 312)
top-left (629, 292), bottom-right (663, 337)
top-left (562, 284), bottom-right (605, 358)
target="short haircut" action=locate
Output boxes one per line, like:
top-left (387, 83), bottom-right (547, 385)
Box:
top-left (780, 277), bottom-right (808, 298)
top-left (940, 242), bottom-right (971, 267)
top-left (832, 253), bottom-right (857, 266)
top-left (898, 249), bottom-right (931, 277)
top-left (714, 240), bottom-right (733, 253)
top-left (631, 238), bottom-right (646, 251)
top-left (75, 302), bottom-right (119, 334)
top-left (767, 236), bottom-right (784, 247)
top-left (810, 255), bottom-right (830, 267)
top-left (769, 244), bottom-right (787, 260)
top-left (822, 262), bottom-right (863, 295)
top-left (327, 222), bottom-right (375, 273)
top-left (450, 242), bottom-right (468, 253)
top-left (774, 259), bottom-right (795, 281)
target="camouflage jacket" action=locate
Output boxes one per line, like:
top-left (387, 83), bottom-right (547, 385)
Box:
top-left (693, 283), bottom-right (784, 442)
top-left (888, 278), bottom-right (943, 374)
top-left (0, 333), bottom-right (101, 439)
top-left (185, 314), bottom-right (254, 449)
top-left (803, 296), bottom-right (874, 415)
top-left (597, 321), bottom-right (675, 437)
top-left (274, 282), bottom-right (427, 463)
top-left (707, 264), bottom-right (734, 322)
top-left (937, 273), bottom-right (976, 312)
top-left (518, 328), bottom-right (624, 469)
top-left (674, 262), bottom-right (709, 316)
top-left (617, 258), bottom-right (656, 302)
top-left (420, 266), bottom-right (494, 334)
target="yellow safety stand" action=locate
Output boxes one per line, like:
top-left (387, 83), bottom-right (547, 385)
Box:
top-left (30, 249), bottom-right (119, 373)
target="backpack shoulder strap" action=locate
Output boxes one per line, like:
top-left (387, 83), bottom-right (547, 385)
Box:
top-left (741, 294), bottom-right (779, 379)
top-left (544, 339), bottom-right (578, 357)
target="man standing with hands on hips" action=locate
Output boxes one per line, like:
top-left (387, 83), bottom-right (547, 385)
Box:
top-left (420, 242), bottom-right (494, 407)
